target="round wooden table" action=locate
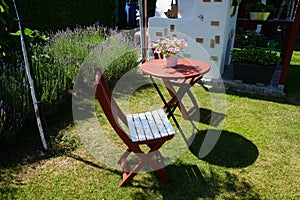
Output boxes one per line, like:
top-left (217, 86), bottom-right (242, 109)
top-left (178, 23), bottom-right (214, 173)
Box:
top-left (140, 58), bottom-right (210, 120)
top-left (140, 58), bottom-right (210, 80)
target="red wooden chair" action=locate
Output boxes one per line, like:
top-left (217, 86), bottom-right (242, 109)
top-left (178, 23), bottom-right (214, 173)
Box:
top-left (152, 49), bottom-right (203, 119)
top-left (94, 68), bottom-right (175, 187)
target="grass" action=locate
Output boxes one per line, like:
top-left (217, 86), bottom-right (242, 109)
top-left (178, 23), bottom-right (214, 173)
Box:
top-left (2, 23), bottom-right (299, 199)
top-left (0, 52), bottom-right (300, 199)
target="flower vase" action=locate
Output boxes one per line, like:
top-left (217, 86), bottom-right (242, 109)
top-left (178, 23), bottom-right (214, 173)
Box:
top-left (163, 55), bottom-right (178, 67)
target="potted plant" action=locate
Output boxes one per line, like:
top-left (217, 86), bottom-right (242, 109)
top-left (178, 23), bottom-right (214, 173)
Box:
top-left (231, 48), bottom-right (281, 84)
top-left (246, 2), bottom-right (277, 21)
top-left (151, 37), bottom-right (188, 67)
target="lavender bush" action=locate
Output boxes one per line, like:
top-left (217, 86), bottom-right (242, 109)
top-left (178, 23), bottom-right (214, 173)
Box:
top-left (0, 24), bottom-right (140, 139)
top-left (0, 58), bottom-right (30, 138)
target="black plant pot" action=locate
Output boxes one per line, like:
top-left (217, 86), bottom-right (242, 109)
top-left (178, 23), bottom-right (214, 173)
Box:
top-left (233, 63), bottom-right (276, 84)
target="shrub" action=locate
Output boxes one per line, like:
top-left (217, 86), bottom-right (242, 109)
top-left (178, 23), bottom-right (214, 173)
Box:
top-left (1, 24), bottom-right (140, 140)
top-left (91, 29), bottom-right (140, 84)
top-left (231, 48), bottom-right (281, 66)
top-left (5, 0), bottom-right (116, 32)
top-left (0, 58), bottom-right (30, 138)
top-left (31, 24), bottom-right (106, 108)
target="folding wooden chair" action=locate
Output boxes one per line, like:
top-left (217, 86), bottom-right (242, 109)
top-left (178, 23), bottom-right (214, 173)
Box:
top-left (152, 49), bottom-right (202, 119)
top-left (94, 68), bottom-right (175, 187)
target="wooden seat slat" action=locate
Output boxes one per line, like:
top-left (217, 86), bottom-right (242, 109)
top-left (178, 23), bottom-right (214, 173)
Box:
top-left (157, 109), bottom-right (175, 135)
top-left (138, 113), bottom-right (154, 140)
top-left (126, 115), bottom-right (139, 142)
top-left (132, 114), bottom-right (147, 141)
top-left (145, 111), bottom-right (161, 139)
top-left (127, 109), bottom-right (174, 142)
top-left (151, 110), bottom-right (169, 137)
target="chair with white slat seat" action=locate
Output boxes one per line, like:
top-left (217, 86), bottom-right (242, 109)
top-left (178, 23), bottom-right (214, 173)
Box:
top-left (126, 109), bottom-right (175, 142)
top-left (94, 68), bottom-right (175, 187)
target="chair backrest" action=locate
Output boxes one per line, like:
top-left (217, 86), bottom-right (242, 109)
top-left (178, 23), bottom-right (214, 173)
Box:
top-left (94, 68), bottom-right (133, 146)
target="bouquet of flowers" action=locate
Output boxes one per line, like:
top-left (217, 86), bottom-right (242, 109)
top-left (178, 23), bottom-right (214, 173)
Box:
top-left (151, 37), bottom-right (188, 58)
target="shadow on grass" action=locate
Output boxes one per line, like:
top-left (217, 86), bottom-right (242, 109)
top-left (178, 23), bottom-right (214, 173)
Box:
top-left (189, 108), bottom-right (226, 126)
top-left (189, 129), bottom-right (259, 168)
top-left (66, 152), bottom-right (121, 176)
top-left (184, 106), bottom-right (258, 168)
top-left (226, 89), bottom-right (300, 106)
top-left (0, 100), bottom-right (76, 169)
top-left (130, 162), bottom-right (260, 200)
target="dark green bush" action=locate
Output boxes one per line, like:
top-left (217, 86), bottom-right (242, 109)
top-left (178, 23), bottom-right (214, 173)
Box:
top-left (6, 0), bottom-right (116, 32)
top-left (231, 48), bottom-right (281, 66)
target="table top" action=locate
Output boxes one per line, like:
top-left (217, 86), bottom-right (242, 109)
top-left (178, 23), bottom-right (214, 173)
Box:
top-left (140, 58), bottom-right (210, 79)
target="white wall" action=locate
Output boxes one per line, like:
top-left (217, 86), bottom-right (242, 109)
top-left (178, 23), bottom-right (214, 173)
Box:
top-left (148, 0), bottom-right (239, 79)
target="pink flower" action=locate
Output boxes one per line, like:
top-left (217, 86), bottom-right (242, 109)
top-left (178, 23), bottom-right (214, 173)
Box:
top-left (175, 47), bottom-right (180, 52)
top-left (151, 37), bottom-right (188, 57)
top-left (167, 47), bottom-right (175, 52)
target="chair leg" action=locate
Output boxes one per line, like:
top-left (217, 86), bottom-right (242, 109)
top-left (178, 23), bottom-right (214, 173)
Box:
top-left (118, 160), bottom-right (144, 187)
top-left (118, 145), bottom-right (171, 187)
top-left (117, 149), bottom-right (131, 165)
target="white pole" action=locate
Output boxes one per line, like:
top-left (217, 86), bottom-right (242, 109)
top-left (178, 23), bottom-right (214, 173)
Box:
top-left (12, 0), bottom-right (48, 150)
top-left (138, 0), bottom-right (148, 61)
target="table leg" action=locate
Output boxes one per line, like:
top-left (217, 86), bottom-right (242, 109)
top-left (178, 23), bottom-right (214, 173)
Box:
top-left (149, 76), bottom-right (190, 145)
top-left (163, 79), bottom-right (199, 120)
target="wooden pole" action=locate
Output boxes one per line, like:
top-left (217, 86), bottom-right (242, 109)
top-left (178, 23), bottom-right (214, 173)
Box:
top-left (12, 0), bottom-right (48, 150)
top-left (143, 0), bottom-right (148, 60)
top-left (279, 0), bottom-right (300, 85)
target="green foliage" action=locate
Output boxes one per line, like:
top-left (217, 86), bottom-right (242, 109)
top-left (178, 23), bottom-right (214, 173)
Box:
top-left (5, 0), bottom-right (116, 32)
top-left (234, 28), bottom-right (267, 48)
top-left (231, 48), bottom-right (281, 66)
top-left (11, 28), bottom-right (48, 42)
top-left (31, 25), bottom-right (105, 107)
top-left (246, 2), bottom-right (277, 13)
top-left (48, 132), bottom-right (82, 156)
top-left (1, 24), bottom-right (140, 140)
top-left (0, 59), bottom-right (30, 137)
top-left (234, 27), bottom-right (280, 50)
top-left (79, 28), bottom-right (140, 87)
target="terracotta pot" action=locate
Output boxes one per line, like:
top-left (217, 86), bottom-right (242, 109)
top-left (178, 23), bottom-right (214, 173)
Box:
top-left (163, 55), bottom-right (178, 67)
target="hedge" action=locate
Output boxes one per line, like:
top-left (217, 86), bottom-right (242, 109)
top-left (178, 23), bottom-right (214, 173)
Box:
top-left (6, 0), bottom-right (116, 32)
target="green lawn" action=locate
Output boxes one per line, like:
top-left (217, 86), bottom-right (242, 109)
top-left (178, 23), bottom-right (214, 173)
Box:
top-left (1, 53), bottom-right (300, 200)
top-left (0, 48), bottom-right (300, 200)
